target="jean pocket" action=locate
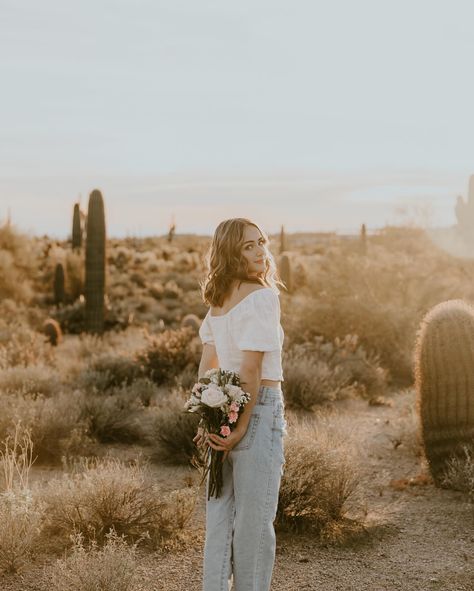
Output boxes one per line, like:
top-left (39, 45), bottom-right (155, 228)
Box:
top-left (232, 413), bottom-right (260, 451)
top-left (272, 402), bottom-right (287, 436)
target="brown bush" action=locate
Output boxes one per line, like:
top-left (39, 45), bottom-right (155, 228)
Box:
top-left (286, 228), bottom-right (474, 385)
top-left (147, 389), bottom-right (200, 465)
top-left (276, 413), bottom-right (363, 544)
top-left (41, 458), bottom-right (197, 549)
top-left (138, 326), bottom-right (197, 385)
top-left (47, 530), bottom-right (138, 591)
top-left (282, 336), bottom-right (388, 410)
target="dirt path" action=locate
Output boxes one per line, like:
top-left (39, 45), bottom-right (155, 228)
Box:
top-left (3, 390), bottom-right (474, 590)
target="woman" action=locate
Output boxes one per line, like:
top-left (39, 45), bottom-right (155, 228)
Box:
top-left (195, 217), bottom-right (287, 591)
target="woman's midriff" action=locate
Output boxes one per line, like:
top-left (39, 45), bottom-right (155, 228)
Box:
top-left (260, 379), bottom-right (281, 387)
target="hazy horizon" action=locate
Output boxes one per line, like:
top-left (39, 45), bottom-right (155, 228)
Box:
top-left (2, 1), bottom-right (474, 236)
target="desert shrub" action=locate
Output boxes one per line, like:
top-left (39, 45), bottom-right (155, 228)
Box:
top-left (276, 413), bottom-right (362, 544)
top-left (0, 365), bottom-right (61, 397)
top-left (42, 458), bottom-right (197, 549)
top-left (79, 353), bottom-right (144, 392)
top-left (148, 390), bottom-right (200, 465)
top-left (80, 388), bottom-right (146, 444)
top-left (64, 250), bottom-right (84, 301)
top-left (287, 229), bottom-right (474, 385)
top-left (0, 223), bottom-right (36, 303)
top-left (0, 427), bottom-right (45, 573)
top-left (0, 391), bottom-right (90, 464)
top-left (440, 446), bottom-right (474, 493)
top-left (283, 336), bottom-right (388, 410)
top-left (0, 489), bottom-right (44, 573)
top-left (0, 320), bottom-right (54, 369)
top-left (48, 530), bottom-right (138, 591)
top-left (53, 298), bottom-right (86, 333)
top-left (138, 327), bottom-right (197, 385)
top-left (388, 389), bottom-right (422, 456)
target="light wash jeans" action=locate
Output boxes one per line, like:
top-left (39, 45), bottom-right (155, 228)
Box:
top-left (203, 385), bottom-right (287, 591)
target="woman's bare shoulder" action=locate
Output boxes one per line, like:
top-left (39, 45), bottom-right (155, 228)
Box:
top-left (235, 282), bottom-right (268, 298)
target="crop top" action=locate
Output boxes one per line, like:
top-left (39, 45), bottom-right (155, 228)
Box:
top-left (198, 287), bottom-right (284, 382)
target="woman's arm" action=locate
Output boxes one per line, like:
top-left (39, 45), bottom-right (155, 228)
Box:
top-left (232, 351), bottom-right (263, 434)
top-left (206, 350), bottom-right (263, 454)
top-left (198, 343), bottom-right (219, 378)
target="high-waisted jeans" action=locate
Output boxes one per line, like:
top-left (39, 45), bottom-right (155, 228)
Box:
top-left (203, 385), bottom-right (287, 591)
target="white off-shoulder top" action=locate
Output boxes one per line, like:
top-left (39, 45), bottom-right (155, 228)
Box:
top-left (198, 287), bottom-right (284, 382)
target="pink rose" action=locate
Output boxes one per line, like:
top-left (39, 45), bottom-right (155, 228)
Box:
top-left (229, 402), bottom-right (239, 412)
top-left (220, 425), bottom-right (231, 437)
top-left (228, 411), bottom-right (238, 424)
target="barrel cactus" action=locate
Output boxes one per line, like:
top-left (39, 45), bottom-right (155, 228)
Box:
top-left (414, 299), bottom-right (474, 486)
top-left (181, 313), bottom-right (201, 334)
top-left (85, 189), bottom-right (106, 334)
top-left (53, 262), bottom-right (65, 306)
top-left (43, 318), bottom-right (63, 346)
top-left (278, 254), bottom-right (292, 293)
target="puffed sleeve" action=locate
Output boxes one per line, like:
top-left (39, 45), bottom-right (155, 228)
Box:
top-left (233, 289), bottom-right (282, 351)
top-left (199, 311), bottom-right (215, 345)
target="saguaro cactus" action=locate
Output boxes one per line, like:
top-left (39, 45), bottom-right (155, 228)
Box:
top-left (72, 203), bottom-right (82, 250)
top-left (360, 223), bottom-right (367, 255)
top-left (279, 254), bottom-right (292, 293)
top-left (53, 262), bottom-right (65, 306)
top-left (279, 225), bottom-right (286, 254)
top-left (85, 190), bottom-right (106, 334)
top-left (455, 175), bottom-right (474, 237)
top-left (414, 299), bottom-right (474, 486)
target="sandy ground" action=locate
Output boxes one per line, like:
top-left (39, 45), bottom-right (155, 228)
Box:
top-left (2, 389), bottom-right (474, 591)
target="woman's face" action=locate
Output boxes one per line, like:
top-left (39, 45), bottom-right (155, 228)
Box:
top-left (240, 225), bottom-right (268, 277)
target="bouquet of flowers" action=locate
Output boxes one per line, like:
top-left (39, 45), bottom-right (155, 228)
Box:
top-left (184, 368), bottom-right (251, 499)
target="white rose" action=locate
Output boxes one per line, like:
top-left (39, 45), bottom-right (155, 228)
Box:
top-left (226, 384), bottom-right (244, 401)
top-left (201, 384), bottom-right (227, 408)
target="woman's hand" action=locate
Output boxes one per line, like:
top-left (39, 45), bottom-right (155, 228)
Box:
top-left (207, 428), bottom-right (246, 462)
top-left (193, 426), bottom-right (206, 447)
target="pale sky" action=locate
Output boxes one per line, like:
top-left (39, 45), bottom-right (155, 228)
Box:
top-left (1, 1), bottom-right (474, 236)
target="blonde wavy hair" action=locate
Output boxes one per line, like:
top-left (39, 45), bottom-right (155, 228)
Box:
top-left (200, 218), bottom-right (286, 307)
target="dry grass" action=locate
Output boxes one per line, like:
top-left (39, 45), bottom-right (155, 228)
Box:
top-left (80, 389), bottom-right (146, 444)
top-left (0, 426), bottom-right (45, 573)
top-left (41, 457), bottom-right (197, 550)
top-left (440, 445), bottom-right (474, 493)
top-left (0, 365), bottom-right (61, 397)
top-left (284, 227), bottom-right (474, 385)
top-left (276, 411), bottom-right (364, 544)
top-left (147, 389), bottom-right (200, 465)
top-left (0, 223), bottom-right (37, 303)
top-left (282, 335), bottom-right (388, 410)
top-left (0, 390), bottom-right (90, 464)
top-left (47, 530), bottom-right (139, 591)
top-left (137, 326), bottom-right (197, 385)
